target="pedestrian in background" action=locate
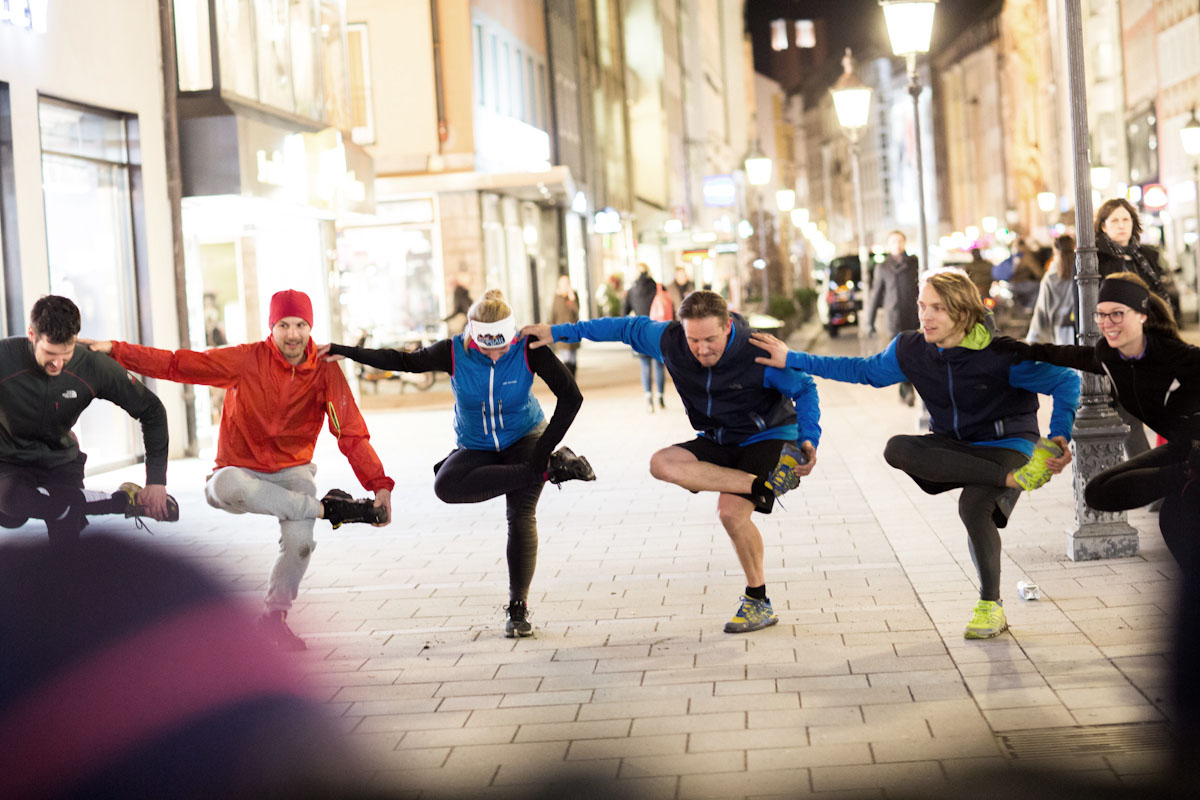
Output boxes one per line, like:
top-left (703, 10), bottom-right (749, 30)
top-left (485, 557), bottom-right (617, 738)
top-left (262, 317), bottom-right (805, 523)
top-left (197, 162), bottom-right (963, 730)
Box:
top-left (1026, 233), bottom-right (1077, 345)
top-left (444, 271), bottom-right (473, 337)
top-left (624, 263), bottom-right (668, 412)
top-left (1009, 240), bottom-right (1044, 313)
top-left (596, 273), bottom-right (624, 317)
top-left (667, 265), bottom-right (694, 310)
top-left (964, 248), bottom-right (993, 301)
top-left (549, 275), bottom-right (580, 377)
top-left (866, 230), bottom-right (920, 406)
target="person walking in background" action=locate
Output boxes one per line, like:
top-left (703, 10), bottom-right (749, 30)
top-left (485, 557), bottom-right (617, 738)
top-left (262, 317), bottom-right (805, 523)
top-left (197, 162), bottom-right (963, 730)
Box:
top-left (0, 296), bottom-right (178, 544)
top-left (89, 290), bottom-right (393, 652)
top-left (866, 230), bottom-right (921, 406)
top-left (624, 263), bottom-right (668, 412)
top-left (323, 289), bottom-right (595, 639)
top-left (549, 275), bottom-right (580, 377)
top-left (1009, 240), bottom-right (1045, 313)
top-left (596, 273), bottom-right (624, 318)
top-left (444, 271), bottom-right (473, 337)
top-left (667, 265), bottom-right (694, 310)
top-left (1027, 234), bottom-right (1077, 345)
top-left (1096, 198), bottom-right (1173, 461)
top-left (965, 248), bottom-right (994, 301)
top-left (751, 269), bottom-right (1079, 641)
top-left (523, 290), bottom-right (820, 634)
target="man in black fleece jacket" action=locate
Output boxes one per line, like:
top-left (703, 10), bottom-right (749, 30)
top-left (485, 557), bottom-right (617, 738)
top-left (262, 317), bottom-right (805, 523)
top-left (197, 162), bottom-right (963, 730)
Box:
top-left (0, 296), bottom-right (175, 543)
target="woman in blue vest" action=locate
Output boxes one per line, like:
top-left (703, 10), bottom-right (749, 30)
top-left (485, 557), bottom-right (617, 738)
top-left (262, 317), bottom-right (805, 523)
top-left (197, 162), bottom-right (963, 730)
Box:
top-left (322, 290), bottom-right (594, 638)
top-left (751, 269), bottom-right (1080, 641)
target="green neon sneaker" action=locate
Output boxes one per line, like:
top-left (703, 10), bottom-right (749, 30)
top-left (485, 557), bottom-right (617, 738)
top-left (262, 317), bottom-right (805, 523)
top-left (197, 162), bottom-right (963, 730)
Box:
top-left (963, 600), bottom-right (1008, 639)
top-left (723, 595), bottom-right (779, 633)
top-left (765, 443), bottom-right (807, 497)
top-left (116, 482), bottom-right (180, 524)
top-left (1011, 437), bottom-right (1063, 492)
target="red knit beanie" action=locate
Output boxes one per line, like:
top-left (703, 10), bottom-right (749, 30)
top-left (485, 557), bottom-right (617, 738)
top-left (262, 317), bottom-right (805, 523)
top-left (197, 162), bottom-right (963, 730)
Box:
top-left (268, 290), bottom-right (313, 327)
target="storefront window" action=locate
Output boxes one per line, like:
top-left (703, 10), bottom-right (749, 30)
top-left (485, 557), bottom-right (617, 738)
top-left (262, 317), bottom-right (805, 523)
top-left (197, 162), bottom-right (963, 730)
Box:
top-left (39, 98), bottom-right (141, 470)
top-left (347, 22), bottom-right (374, 144)
top-left (321, 0), bottom-right (351, 131)
top-left (256, 0), bottom-right (295, 112)
top-left (216, 0), bottom-right (257, 99)
top-left (174, 0), bottom-right (213, 91)
top-left (338, 225), bottom-right (440, 347)
top-left (290, 0), bottom-right (322, 119)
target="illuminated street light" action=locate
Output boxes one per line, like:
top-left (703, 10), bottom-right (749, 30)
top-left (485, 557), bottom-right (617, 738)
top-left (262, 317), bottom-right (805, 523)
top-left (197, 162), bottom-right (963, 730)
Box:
top-left (791, 207), bottom-right (809, 227)
top-left (881, 0), bottom-right (936, 271)
top-left (831, 47), bottom-right (874, 353)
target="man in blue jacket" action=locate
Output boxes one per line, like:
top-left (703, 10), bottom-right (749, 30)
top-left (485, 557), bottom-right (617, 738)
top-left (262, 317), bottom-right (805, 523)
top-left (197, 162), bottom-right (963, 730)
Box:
top-left (523, 290), bottom-right (820, 633)
top-left (751, 268), bottom-right (1079, 640)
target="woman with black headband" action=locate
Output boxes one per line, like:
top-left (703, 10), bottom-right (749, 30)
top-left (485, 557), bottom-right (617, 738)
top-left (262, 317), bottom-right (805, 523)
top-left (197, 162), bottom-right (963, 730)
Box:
top-left (320, 289), bottom-right (595, 638)
top-left (993, 272), bottom-right (1200, 561)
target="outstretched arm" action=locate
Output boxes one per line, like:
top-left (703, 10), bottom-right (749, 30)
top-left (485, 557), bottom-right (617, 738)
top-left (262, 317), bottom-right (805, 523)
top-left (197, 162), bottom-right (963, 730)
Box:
top-left (989, 335), bottom-right (1101, 374)
top-left (101, 341), bottom-right (251, 388)
top-left (750, 332), bottom-right (907, 387)
top-left (526, 343), bottom-right (584, 470)
top-left (522, 316), bottom-right (669, 361)
top-left (322, 339), bottom-right (452, 373)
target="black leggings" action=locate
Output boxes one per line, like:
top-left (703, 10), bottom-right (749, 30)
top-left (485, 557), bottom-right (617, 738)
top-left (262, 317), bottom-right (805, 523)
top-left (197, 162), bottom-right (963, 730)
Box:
top-left (0, 461), bottom-right (89, 544)
top-left (1084, 444), bottom-right (1197, 565)
top-left (884, 434), bottom-right (1028, 602)
top-left (433, 434), bottom-right (545, 602)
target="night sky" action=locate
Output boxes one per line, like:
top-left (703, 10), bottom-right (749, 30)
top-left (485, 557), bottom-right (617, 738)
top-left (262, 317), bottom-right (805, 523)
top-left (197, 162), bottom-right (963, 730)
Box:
top-left (746, 0), bottom-right (993, 73)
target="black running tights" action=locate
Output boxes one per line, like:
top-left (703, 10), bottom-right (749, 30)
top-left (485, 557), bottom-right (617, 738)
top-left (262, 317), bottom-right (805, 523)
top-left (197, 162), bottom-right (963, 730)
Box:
top-left (883, 434), bottom-right (1029, 602)
top-left (433, 434), bottom-right (545, 602)
top-left (0, 461), bottom-right (88, 544)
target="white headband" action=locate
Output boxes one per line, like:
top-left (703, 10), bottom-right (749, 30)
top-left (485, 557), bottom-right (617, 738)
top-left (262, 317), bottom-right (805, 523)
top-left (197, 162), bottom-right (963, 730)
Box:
top-left (469, 315), bottom-right (517, 349)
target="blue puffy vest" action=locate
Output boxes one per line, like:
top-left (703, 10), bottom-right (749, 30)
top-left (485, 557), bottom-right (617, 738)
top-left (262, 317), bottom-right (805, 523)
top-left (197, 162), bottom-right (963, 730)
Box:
top-left (658, 312), bottom-right (796, 445)
top-left (449, 335), bottom-right (545, 451)
top-left (893, 332), bottom-right (1039, 442)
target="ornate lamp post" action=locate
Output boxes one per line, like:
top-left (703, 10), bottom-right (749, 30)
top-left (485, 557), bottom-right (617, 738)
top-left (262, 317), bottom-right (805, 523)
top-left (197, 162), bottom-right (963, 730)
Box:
top-left (745, 145), bottom-right (773, 309)
top-left (880, 0), bottom-right (936, 270)
top-left (1062, 0), bottom-right (1137, 560)
top-left (1180, 108), bottom-right (1200, 324)
top-left (831, 47), bottom-right (874, 352)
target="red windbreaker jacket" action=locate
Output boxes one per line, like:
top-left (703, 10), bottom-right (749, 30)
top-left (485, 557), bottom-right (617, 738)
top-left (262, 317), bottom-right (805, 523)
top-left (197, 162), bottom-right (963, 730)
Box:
top-left (110, 337), bottom-right (394, 493)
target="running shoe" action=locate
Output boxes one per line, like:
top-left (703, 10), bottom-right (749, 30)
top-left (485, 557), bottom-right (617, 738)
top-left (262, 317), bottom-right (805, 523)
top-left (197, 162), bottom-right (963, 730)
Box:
top-left (1011, 437), bottom-right (1063, 492)
top-left (321, 489), bottom-right (388, 528)
top-left (765, 443), bottom-right (807, 497)
top-left (546, 447), bottom-right (596, 485)
top-left (257, 609), bottom-right (306, 651)
top-left (116, 482), bottom-right (180, 522)
top-left (505, 600), bottom-right (533, 638)
top-left (963, 600), bottom-right (1008, 639)
top-left (723, 595), bottom-right (779, 633)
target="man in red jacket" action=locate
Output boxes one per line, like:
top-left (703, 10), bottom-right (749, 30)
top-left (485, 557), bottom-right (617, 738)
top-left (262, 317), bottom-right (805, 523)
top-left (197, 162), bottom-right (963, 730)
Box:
top-left (90, 290), bottom-right (394, 651)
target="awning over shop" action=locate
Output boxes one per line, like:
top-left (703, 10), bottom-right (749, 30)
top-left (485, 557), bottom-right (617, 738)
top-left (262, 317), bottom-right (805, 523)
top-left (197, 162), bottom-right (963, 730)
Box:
top-left (374, 165), bottom-right (576, 207)
top-left (177, 95), bottom-right (375, 216)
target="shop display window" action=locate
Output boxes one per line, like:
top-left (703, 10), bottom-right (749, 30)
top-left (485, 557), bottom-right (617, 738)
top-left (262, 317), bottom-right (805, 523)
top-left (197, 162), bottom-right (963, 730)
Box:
top-left (173, 0), bottom-right (213, 91)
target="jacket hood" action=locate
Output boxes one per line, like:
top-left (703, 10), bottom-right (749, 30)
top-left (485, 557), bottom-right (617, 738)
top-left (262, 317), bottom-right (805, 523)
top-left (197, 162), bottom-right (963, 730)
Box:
top-left (959, 322), bottom-right (993, 351)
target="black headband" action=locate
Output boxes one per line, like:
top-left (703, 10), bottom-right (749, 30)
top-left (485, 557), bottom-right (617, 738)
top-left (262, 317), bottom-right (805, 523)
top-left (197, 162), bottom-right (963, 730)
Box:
top-left (1097, 278), bottom-right (1150, 312)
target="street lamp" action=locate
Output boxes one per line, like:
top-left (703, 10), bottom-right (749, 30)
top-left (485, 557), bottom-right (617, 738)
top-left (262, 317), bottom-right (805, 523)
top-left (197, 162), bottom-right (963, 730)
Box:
top-left (881, 0), bottom-right (936, 272)
top-left (745, 144), bottom-right (773, 310)
top-left (831, 47), bottom-right (874, 352)
top-left (1037, 191), bottom-right (1057, 237)
top-left (1180, 107), bottom-right (1200, 324)
top-left (1061, 0), bottom-right (1137, 560)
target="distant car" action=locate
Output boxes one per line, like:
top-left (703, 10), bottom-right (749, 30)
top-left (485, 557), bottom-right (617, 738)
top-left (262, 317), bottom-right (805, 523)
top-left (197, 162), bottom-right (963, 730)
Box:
top-left (816, 256), bottom-right (864, 338)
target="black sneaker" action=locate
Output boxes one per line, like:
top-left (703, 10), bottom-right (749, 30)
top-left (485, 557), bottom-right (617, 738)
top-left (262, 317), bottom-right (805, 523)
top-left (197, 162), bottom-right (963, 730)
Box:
top-left (546, 447), bottom-right (596, 485)
top-left (115, 482), bottom-right (181, 524)
top-left (505, 600), bottom-right (533, 638)
top-left (321, 489), bottom-right (388, 529)
top-left (258, 609), bottom-right (306, 651)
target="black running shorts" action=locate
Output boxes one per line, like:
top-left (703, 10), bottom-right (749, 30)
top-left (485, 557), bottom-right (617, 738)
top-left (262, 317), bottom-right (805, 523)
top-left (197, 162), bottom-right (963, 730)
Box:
top-left (674, 436), bottom-right (785, 514)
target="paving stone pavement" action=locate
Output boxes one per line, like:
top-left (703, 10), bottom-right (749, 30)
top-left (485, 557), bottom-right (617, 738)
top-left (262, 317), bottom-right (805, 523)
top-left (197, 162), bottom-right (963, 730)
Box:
top-left (19, 340), bottom-right (1179, 798)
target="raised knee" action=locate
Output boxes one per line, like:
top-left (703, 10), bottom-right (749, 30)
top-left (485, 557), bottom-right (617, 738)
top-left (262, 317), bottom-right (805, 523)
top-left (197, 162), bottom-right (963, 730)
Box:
top-left (1084, 483), bottom-right (1118, 511)
top-left (882, 437), bottom-right (913, 469)
top-left (648, 452), bottom-right (671, 482)
top-left (207, 469), bottom-right (247, 506)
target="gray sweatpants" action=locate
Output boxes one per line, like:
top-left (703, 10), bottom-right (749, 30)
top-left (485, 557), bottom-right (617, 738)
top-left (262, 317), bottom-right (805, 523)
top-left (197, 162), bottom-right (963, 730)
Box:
top-left (205, 463), bottom-right (322, 612)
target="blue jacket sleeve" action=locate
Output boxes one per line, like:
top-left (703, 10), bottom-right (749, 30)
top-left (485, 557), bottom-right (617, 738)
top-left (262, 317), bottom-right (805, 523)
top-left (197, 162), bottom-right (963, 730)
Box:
top-left (763, 367), bottom-right (821, 448)
top-left (1008, 361), bottom-right (1080, 442)
top-left (783, 336), bottom-right (908, 388)
top-left (549, 316), bottom-right (669, 361)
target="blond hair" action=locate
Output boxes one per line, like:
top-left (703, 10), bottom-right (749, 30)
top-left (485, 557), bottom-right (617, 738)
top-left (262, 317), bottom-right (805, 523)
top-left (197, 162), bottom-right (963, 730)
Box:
top-left (467, 289), bottom-right (511, 323)
top-left (920, 268), bottom-right (987, 332)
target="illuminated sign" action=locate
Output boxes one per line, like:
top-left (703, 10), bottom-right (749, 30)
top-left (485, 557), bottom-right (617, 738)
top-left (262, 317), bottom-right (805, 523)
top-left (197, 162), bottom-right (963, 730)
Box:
top-left (594, 208), bottom-right (621, 234)
top-left (1142, 183), bottom-right (1168, 211)
top-left (1, 0), bottom-right (48, 32)
top-left (702, 175), bottom-right (737, 207)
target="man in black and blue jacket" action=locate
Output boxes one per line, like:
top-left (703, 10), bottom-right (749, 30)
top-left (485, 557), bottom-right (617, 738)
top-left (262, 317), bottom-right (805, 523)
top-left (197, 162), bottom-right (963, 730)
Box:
top-left (524, 290), bottom-right (820, 633)
top-left (751, 268), bottom-right (1079, 641)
